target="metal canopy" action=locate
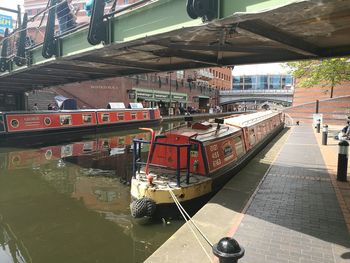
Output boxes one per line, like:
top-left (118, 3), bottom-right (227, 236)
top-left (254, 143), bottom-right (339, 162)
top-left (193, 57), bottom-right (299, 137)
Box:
top-left (1, 0), bottom-right (350, 92)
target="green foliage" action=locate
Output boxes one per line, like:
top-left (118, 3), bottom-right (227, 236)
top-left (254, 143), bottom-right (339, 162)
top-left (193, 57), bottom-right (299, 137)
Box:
top-left (287, 58), bottom-right (350, 97)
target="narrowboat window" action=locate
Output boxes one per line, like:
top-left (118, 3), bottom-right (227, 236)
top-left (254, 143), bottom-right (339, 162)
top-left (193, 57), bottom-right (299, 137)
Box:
top-left (10, 119), bottom-right (19, 128)
top-left (190, 143), bottom-right (199, 157)
top-left (60, 115), bottom-right (72, 125)
top-left (250, 128), bottom-right (256, 145)
top-left (118, 113), bottom-right (124, 121)
top-left (44, 117), bottom-right (51, 126)
top-left (131, 112), bottom-right (136, 120)
top-left (83, 114), bottom-right (92, 123)
top-left (234, 136), bottom-right (245, 158)
top-left (118, 137), bottom-right (125, 145)
top-left (143, 112), bottom-right (148, 119)
top-left (102, 113), bottom-right (110, 122)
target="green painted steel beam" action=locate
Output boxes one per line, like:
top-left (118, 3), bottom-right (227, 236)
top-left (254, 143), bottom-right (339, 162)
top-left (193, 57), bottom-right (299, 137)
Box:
top-left (220, 0), bottom-right (297, 17)
top-left (1, 0), bottom-right (299, 76)
top-left (55, 0), bottom-right (300, 58)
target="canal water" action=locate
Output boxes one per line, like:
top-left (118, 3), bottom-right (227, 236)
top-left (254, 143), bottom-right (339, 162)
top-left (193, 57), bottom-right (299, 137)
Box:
top-left (0, 121), bottom-right (192, 263)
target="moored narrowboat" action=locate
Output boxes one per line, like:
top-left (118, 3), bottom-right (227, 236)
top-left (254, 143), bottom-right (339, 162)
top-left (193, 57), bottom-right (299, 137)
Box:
top-left (130, 110), bottom-right (284, 220)
top-left (0, 104), bottom-right (161, 146)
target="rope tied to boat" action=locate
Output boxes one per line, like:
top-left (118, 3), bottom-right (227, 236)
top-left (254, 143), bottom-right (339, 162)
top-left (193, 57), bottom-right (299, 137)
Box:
top-left (167, 185), bottom-right (214, 262)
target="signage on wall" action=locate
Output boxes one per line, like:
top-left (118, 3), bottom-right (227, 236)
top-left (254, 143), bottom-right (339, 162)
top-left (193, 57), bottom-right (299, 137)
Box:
top-left (155, 94), bottom-right (169, 99)
top-left (0, 14), bottom-right (13, 36)
top-left (172, 95), bottom-right (186, 100)
top-left (137, 92), bottom-right (153, 99)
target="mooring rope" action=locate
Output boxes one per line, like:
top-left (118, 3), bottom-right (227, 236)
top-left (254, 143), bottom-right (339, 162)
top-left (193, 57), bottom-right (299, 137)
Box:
top-left (167, 186), bottom-right (213, 262)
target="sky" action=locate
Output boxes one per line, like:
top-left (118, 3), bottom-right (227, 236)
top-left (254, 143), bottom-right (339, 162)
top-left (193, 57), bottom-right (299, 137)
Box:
top-left (232, 63), bottom-right (290, 76)
top-left (0, 0), bottom-right (24, 17)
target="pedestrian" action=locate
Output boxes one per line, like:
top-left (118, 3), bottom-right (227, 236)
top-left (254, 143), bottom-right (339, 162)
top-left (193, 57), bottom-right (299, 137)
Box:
top-left (32, 103), bottom-right (39, 111)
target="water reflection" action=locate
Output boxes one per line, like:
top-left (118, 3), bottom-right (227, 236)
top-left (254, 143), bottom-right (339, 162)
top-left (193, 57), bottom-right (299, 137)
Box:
top-left (0, 124), bottom-right (184, 263)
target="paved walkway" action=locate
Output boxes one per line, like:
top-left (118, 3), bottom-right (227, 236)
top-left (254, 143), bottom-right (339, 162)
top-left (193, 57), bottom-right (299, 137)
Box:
top-left (235, 125), bottom-right (350, 263)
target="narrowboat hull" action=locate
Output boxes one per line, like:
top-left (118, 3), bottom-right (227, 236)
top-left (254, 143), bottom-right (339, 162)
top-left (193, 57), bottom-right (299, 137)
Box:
top-left (0, 108), bottom-right (161, 146)
top-left (130, 111), bottom-right (284, 220)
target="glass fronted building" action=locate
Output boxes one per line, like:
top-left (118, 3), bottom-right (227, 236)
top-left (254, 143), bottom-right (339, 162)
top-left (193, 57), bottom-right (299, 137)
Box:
top-left (233, 74), bottom-right (293, 90)
top-left (232, 63), bottom-right (294, 90)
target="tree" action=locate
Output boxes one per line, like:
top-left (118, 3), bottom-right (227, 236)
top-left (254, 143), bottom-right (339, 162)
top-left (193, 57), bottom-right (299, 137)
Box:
top-left (287, 58), bottom-right (350, 98)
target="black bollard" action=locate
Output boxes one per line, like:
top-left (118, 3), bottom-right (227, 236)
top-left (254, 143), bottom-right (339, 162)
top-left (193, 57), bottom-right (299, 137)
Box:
top-left (212, 237), bottom-right (245, 263)
top-left (316, 119), bottom-right (321, 133)
top-left (322, 124), bottom-right (328, 145)
top-left (337, 140), bottom-right (348, 182)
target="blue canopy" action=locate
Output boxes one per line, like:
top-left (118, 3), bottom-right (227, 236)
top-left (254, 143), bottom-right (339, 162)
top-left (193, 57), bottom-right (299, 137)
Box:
top-left (55, 96), bottom-right (78, 110)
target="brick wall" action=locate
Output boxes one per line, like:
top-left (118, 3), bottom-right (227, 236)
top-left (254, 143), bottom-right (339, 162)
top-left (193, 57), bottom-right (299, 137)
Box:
top-left (50, 74), bottom-right (218, 109)
top-left (284, 95), bottom-right (350, 125)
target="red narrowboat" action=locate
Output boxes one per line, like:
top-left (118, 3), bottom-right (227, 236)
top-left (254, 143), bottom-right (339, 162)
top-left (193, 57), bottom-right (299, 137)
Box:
top-left (130, 111), bottom-right (284, 219)
top-left (0, 105), bottom-right (161, 146)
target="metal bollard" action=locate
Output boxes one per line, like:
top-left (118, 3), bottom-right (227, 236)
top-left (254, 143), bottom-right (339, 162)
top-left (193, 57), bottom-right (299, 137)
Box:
top-left (337, 141), bottom-right (348, 182)
top-left (316, 119), bottom-right (321, 133)
top-left (212, 237), bottom-right (245, 263)
top-left (322, 124), bottom-right (328, 145)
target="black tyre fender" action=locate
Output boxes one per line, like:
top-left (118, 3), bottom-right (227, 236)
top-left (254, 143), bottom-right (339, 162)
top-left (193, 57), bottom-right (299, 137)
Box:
top-left (186, 0), bottom-right (198, 19)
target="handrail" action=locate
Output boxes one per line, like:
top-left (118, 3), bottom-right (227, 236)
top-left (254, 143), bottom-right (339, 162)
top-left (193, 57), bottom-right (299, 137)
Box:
top-left (132, 139), bottom-right (191, 186)
top-left (220, 89), bottom-right (294, 95)
top-left (104, 0), bottom-right (153, 18)
top-left (241, 112), bottom-right (278, 125)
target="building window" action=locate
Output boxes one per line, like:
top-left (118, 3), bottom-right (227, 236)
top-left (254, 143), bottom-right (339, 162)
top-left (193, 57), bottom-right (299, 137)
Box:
top-left (176, 70), bottom-right (184, 79)
top-left (256, 76), bottom-right (268, 89)
top-left (269, 75), bottom-right (281, 89)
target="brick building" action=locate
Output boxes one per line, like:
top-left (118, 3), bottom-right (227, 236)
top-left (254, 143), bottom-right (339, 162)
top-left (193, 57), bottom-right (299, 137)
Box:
top-left (284, 81), bottom-right (350, 125)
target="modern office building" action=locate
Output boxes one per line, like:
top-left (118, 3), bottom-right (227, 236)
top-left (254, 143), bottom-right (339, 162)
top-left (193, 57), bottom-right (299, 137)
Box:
top-left (232, 63), bottom-right (294, 90)
top-left (220, 63), bottom-right (294, 111)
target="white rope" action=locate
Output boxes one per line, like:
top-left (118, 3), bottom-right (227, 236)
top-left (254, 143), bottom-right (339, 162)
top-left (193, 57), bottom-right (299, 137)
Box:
top-left (167, 186), bottom-right (213, 262)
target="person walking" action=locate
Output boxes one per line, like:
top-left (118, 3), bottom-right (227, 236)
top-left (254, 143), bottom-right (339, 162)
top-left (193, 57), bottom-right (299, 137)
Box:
top-left (32, 103), bottom-right (39, 111)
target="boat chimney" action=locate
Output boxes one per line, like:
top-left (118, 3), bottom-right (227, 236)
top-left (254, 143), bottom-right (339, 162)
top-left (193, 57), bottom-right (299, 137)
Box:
top-left (215, 118), bottom-right (224, 134)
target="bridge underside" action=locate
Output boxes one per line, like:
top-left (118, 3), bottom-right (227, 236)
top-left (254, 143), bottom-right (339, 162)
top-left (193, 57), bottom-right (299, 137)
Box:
top-left (1, 0), bottom-right (350, 92)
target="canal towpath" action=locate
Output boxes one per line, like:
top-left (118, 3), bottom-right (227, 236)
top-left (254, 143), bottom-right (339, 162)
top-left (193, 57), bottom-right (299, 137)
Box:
top-left (146, 124), bottom-right (350, 263)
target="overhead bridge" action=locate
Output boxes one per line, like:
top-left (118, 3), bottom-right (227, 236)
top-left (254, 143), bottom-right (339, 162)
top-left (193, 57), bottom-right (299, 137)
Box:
top-left (219, 89), bottom-right (294, 105)
top-left (1, 0), bottom-right (350, 92)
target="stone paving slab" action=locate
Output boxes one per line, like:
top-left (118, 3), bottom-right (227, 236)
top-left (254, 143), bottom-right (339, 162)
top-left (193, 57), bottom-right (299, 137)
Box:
top-left (234, 125), bottom-right (350, 263)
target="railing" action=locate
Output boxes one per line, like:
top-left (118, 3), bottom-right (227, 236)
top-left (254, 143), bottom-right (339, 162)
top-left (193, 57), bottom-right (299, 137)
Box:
top-left (132, 139), bottom-right (192, 187)
top-left (220, 89), bottom-right (294, 95)
top-left (0, 0), bottom-right (154, 72)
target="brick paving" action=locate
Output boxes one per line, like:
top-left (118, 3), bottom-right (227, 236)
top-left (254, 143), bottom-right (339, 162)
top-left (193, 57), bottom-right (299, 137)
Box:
top-left (234, 125), bottom-right (350, 263)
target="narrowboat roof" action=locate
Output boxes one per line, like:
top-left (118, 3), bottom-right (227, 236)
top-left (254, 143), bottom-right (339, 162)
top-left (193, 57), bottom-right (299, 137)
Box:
top-left (224, 111), bottom-right (279, 127)
top-left (168, 124), bottom-right (240, 143)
